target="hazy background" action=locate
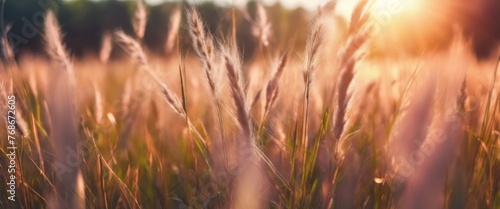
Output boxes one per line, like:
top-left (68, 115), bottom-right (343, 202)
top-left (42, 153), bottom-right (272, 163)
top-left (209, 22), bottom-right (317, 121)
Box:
top-left (2, 0), bottom-right (500, 60)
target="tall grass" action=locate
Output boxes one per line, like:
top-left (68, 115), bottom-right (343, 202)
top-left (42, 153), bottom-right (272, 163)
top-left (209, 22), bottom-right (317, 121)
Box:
top-left (0, 2), bottom-right (499, 209)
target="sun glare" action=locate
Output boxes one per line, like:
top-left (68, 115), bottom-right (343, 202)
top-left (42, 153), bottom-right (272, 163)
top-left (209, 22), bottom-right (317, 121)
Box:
top-left (366, 0), bottom-right (450, 57)
top-left (371, 0), bottom-right (424, 16)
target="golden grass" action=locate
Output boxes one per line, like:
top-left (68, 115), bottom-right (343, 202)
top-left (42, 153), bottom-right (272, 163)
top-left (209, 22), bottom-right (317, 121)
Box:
top-left (0, 2), bottom-right (499, 209)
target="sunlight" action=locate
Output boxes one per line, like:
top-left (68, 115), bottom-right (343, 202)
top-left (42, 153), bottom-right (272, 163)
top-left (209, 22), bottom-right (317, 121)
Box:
top-left (371, 0), bottom-right (424, 15)
top-left (366, 0), bottom-right (452, 59)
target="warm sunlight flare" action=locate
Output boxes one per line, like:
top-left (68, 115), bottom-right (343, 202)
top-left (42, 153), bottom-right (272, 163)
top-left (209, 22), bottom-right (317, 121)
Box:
top-left (371, 0), bottom-right (424, 15)
top-left (361, 0), bottom-right (453, 57)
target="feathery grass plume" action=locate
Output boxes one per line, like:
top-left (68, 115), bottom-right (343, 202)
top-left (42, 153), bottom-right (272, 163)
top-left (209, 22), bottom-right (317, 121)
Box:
top-left (43, 10), bottom-right (85, 209)
top-left (99, 31), bottom-right (113, 63)
top-left (113, 30), bottom-right (148, 69)
top-left (44, 11), bottom-right (73, 76)
top-left (133, 0), bottom-right (147, 39)
top-left (0, 82), bottom-right (29, 137)
top-left (187, 6), bottom-right (227, 154)
top-left (1, 23), bottom-right (14, 62)
top-left (348, 0), bottom-right (373, 34)
top-left (113, 30), bottom-right (183, 117)
top-left (113, 30), bottom-right (213, 167)
top-left (187, 6), bottom-right (218, 95)
top-left (293, 16), bottom-right (324, 208)
top-left (221, 42), bottom-right (256, 168)
top-left (222, 44), bottom-right (253, 142)
top-left (251, 1), bottom-right (271, 47)
top-left (302, 17), bottom-right (324, 146)
top-left (165, 5), bottom-right (181, 54)
top-left (332, 20), bottom-right (372, 140)
top-left (304, 18), bottom-right (324, 82)
top-left (222, 43), bottom-right (268, 209)
top-left (263, 46), bottom-right (290, 120)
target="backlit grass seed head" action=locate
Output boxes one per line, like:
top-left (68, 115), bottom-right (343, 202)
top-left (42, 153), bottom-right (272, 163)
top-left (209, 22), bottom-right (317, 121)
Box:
top-left (113, 30), bottom-right (148, 68)
top-left (187, 7), bottom-right (209, 59)
top-left (44, 11), bottom-right (73, 74)
top-left (187, 7), bottom-right (220, 95)
top-left (252, 2), bottom-right (271, 46)
top-left (114, 30), bottom-right (184, 117)
top-left (333, 24), bottom-right (372, 140)
top-left (264, 49), bottom-right (289, 115)
top-left (221, 45), bottom-right (253, 141)
top-left (305, 18), bottom-right (324, 77)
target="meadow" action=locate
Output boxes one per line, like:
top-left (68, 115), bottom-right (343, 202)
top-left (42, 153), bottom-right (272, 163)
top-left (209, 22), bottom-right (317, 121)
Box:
top-left (0, 0), bottom-right (499, 208)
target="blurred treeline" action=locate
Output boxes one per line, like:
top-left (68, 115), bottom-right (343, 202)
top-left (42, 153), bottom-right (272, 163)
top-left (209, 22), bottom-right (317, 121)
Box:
top-left (2, 0), bottom-right (311, 60)
top-left (3, 0), bottom-right (500, 60)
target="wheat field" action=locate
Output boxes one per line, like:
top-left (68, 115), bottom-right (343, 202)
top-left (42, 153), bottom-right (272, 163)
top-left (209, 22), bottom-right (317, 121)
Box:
top-left (0, 0), bottom-right (499, 208)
